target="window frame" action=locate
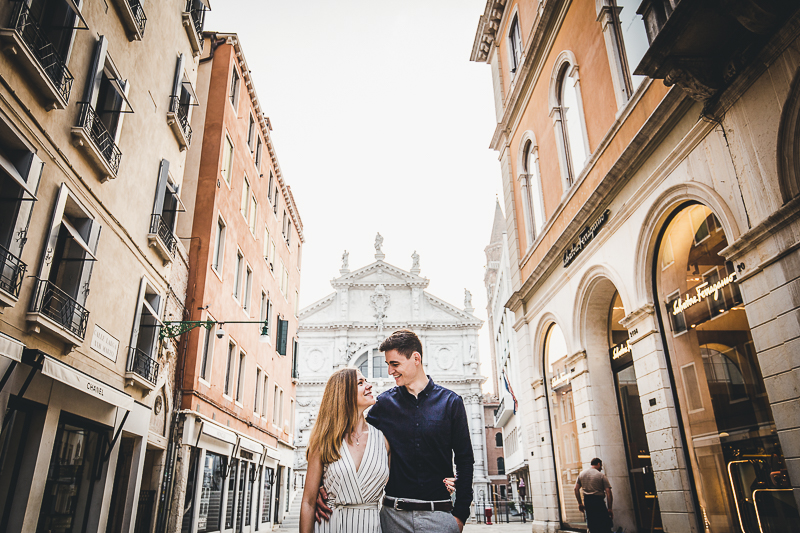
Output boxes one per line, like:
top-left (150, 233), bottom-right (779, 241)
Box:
top-left (212, 214), bottom-right (226, 275)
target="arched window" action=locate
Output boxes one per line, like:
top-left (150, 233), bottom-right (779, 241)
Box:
top-left (356, 354), bottom-right (368, 377)
top-left (354, 349), bottom-right (386, 379)
top-left (558, 64), bottom-right (588, 182)
top-left (495, 432), bottom-right (503, 447)
top-left (550, 53), bottom-right (590, 192)
top-left (497, 457), bottom-right (505, 475)
top-left (519, 138), bottom-right (546, 248)
top-left (507, 14), bottom-right (523, 75)
top-left (598, 0), bottom-right (650, 107)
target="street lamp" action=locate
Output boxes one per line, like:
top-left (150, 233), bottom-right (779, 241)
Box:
top-left (158, 319), bottom-right (269, 340)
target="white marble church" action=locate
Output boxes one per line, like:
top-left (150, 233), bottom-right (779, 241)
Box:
top-left (294, 235), bottom-right (490, 504)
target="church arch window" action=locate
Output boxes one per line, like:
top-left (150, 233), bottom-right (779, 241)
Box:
top-left (518, 133), bottom-right (546, 248)
top-left (495, 432), bottom-right (503, 447)
top-left (353, 348), bottom-right (387, 380)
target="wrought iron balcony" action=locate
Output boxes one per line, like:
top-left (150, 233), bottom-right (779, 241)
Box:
top-left (0, 244), bottom-right (26, 300)
top-left (129, 0), bottom-right (146, 36)
top-left (74, 102), bottom-right (122, 176)
top-left (185, 0), bottom-right (205, 39)
top-left (149, 214), bottom-right (177, 257)
top-left (29, 278), bottom-right (89, 339)
top-left (128, 346), bottom-right (159, 384)
top-left (1, 1), bottom-right (74, 106)
top-left (167, 95), bottom-right (192, 148)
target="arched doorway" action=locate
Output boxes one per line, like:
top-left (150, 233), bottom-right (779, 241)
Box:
top-left (653, 203), bottom-right (800, 532)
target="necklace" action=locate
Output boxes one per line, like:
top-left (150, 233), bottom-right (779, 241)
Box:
top-left (351, 427), bottom-right (367, 446)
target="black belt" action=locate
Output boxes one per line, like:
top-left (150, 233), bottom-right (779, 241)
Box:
top-left (383, 496), bottom-right (453, 512)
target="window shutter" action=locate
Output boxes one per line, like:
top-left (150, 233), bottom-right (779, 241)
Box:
top-left (277, 319), bottom-right (288, 355)
top-left (151, 159), bottom-right (170, 216)
top-left (9, 153), bottom-right (43, 258)
top-left (76, 220), bottom-right (102, 307)
top-left (128, 277), bottom-right (148, 368)
top-left (37, 183), bottom-right (70, 281)
top-left (84, 36), bottom-right (108, 107)
top-left (171, 54), bottom-right (185, 106)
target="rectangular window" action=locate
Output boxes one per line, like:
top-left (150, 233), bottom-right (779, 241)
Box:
top-left (128, 277), bottom-right (162, 383)
top-left (278, 390), bottom-right (284, 430)
top-left (281, 262), bottom-right (289, 297)
top-left (233, 251), bottom-right (243, 299)
top-left (168, 53), bottom-right (195, 146)
top-left (224, 342), bottom-right (235, 396)
top-left (243, 266), bottom-right (253, 311)
top-left (289, 399), bottom-right (295, 435)
top-left (262, 374), bottom-right (269, 417)
top-left (230, 67), bottom-right (240, 109)
top-left (213, 216), bottom-right (226, 272)
top-left (150, 160), bottom-right (181, 256)
top-left (508, 16), bottom-right (523, 73)
top-left (241, 176), bottom-right (251, 220)
top-left (247, 114), bottom-right (255, 150)
top-left (267, 172), bottom-right (274, 202)
top-left (255, 137), bottom-right (263, 168)
top-left (268, 240), bottom-right (276, 272)
top-left (221, 134), bottom-right (234, 185)
top-left (254, 369), bottom-right (261, 414)
top-left (272, 385), bottom-right (280, 425)
top-left (273, 188), bottom-right (279, 214)
top-left (295, 290), bottom-right (299, 317)
top-left (249, 196), bottom-right (258, 235)
top-left (259, 291), bottom-right (267, 322)
top-left (197, 452), bottom-right (225, 532)
top-left (291, 339), bottom-right (298, 379)
top-left (236, 350), bottom-right (246, 402)
top-left (286, 221), bottom-right (291, 247)
top-left (263, 226), bottom-right (271, 262)
top-left (199, 314), bottom-right (215, 381)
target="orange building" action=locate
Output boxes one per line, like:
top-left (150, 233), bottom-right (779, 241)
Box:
top-left (168, 33), bottom-right (303, 533)
top-left (473, 1), bottom-right (800, 532)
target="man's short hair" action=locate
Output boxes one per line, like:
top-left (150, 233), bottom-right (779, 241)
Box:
top-left (379, 329), bottom-right (423, 359)
top-left (590, 458), bottom-right (602, 466)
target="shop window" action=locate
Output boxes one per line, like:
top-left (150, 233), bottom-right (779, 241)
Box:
top-left (246, 463), bottom-right (256, 526)
top-left (235, 460), bottom-right (245, 526)
top-left (261, 466), bottom-right (274, 523)
top-left (30, 183), bottom-right (100, 342)
top-left (655, 203), bottom-right (799, 533)
top-left (127, 276), bottom-right (162, 385)
top-left (544, 322), bottom-right (585, 529)
top-left (212, 215), bottom-right (226, 273)
top-left (0, 123), bottom-right (42, 302)
top-left (197, 451), bottom-right (225, 532)
top-left (507, 14), bottom-right (522, 74)
top-left (36, 413), bottom-right (104, 533)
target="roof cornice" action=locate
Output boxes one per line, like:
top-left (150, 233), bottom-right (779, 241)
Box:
top-left (470, 0), bottom-right (508, 63)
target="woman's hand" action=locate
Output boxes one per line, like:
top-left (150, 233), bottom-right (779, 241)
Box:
top-left (443, 477), bottom-right (456, 494)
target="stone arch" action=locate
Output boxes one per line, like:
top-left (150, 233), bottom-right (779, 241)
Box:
top-left (632, 182), bottom-right (742, 309)
top-left (548, 50), bottom-right (581, 110)
top-left (777, 68), bottom-right (800, 202)
top-left (532, 311), bottom-right (572, 380)
top-left (571, 263), bottom-right (633, 352)
top-left (516, 129), bottom-right (538, 173)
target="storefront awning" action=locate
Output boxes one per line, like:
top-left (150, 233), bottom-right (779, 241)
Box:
top-left (201, 420), bottom-right (237, 445)
top-left (41, 355), bottom-right (134, 411)
top-left (239, 435), bottom-right (263, 455)
top-left (0, 332), bottom-right (24, 363)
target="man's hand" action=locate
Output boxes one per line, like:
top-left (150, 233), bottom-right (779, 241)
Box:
top-left (443, 477), bottom-right (455, 494)
top-left (578, 504), bottom-right (585, 513)
top-left (455, 516), bottom-right (464, 532)
top-left (314, 486), bottom-right (331, 523)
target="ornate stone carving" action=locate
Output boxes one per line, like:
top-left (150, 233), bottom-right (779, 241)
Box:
top-left (436, 347), bottom-right (455, 370)
top-left (371, 284), bottom-right (390, 334)
top-left (411, 250), bottom-right (420, 274)
top-left (341, 250), bottom-right (349, 270)
top-left (664, 65), bottom-right (719, 102)
top-left (307, 349), bottom-right (325, 372)
top-left (374, 233), bottom-right (385, 260)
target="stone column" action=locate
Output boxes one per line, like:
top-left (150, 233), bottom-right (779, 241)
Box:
top-left (530, 378), bottom-right (560, 531)
top-left (621, 304), bottom-right (699, 533)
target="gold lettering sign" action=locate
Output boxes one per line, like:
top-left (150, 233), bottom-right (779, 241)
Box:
top-left (612, 340), bottom-right (631, 360)
top-left (672, 272), bottom-right (737, 316)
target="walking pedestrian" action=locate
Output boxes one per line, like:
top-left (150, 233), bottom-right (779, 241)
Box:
top-left (574, 458), bottom-right (614, 533)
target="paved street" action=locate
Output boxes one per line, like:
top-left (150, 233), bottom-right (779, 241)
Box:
top-left (275, 520), bottom-right (533, 532)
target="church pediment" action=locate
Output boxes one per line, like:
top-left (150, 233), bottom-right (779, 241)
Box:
top-left (423, 292), bottom-right (483, 325)
top-left (332, 261), bottom-right (429, 289)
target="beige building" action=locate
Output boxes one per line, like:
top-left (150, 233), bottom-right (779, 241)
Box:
top-left (473, 0), bottom-right (800, 532)
top-left (0, 1), bottom-right (205, 532)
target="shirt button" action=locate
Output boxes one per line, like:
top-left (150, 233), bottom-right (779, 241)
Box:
top-left (416, 423), bottom-right (419, 426)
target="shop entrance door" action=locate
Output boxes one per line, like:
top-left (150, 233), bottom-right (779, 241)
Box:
top-left (273, 466), bottom-right (282, 524)
top-left (615, 365), bottom-right (663, 533)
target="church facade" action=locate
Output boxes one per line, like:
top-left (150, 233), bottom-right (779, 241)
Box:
top-left (295, 237), bottom-right (490, 505)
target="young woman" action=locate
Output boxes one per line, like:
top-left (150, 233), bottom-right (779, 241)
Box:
top-left (300, 368), bottom-right (390, 533)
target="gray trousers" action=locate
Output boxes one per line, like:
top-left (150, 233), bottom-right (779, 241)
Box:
top-left (380, 506), bottom-right (460, 533)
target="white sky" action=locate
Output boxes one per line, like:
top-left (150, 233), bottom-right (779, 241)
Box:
top-left (206, 1), bottom-right (502, 394)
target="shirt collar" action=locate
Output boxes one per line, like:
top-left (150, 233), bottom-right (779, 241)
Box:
top-left (401, 375), bottom-right (435, 400)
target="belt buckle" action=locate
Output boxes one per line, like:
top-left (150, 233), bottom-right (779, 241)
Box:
top-left (394, 498), bottom-right (404, 511)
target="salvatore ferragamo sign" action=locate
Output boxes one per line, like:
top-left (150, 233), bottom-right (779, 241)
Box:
top-left (563, 210), bottom-right (610, 268)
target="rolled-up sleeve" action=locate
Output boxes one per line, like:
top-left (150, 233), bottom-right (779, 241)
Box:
top-left (451, 396), bottom-right (474, 523)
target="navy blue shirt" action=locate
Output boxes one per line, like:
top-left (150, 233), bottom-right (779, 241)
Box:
top-left (366, 377), bottom-right (474, 522)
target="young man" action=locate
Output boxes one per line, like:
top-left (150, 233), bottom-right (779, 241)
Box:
top-left (317, 329), bottom-right (474, 532)
top-left (574, 458), bottom-right (614, 533)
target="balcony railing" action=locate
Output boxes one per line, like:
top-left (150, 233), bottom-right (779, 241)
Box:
top-left (168, 96), bottom-right (192, 145)
top-left (129, 0), bottom-right (147, 36)
top-left (29, 278), bottom-right (89, 339)
top-left (150, 214), bottom-right (177, 256)
top-left (76, 102), bottom-right (122, 175)
top-left (8, 1), bottom-right (74, 103)
top-left (128, 346), bottom-right (159, 384)
top-left (0, 244), bottom-right (26, 299)
top-left (185, 0), bottom-right (205, 46)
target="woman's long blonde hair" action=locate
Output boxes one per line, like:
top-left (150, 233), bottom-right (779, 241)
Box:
top-left (306, 368), bottom-right (360, 465)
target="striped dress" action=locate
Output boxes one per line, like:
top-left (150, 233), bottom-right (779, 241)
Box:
top-left (316, 424), bottom-right (390, 533)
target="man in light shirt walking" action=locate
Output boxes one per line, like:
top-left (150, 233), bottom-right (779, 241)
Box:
top-left (574, 458), bottom-right (614, 533)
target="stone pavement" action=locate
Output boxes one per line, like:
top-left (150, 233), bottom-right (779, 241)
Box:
top-left (276, 521), bottom-right (532, 532)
